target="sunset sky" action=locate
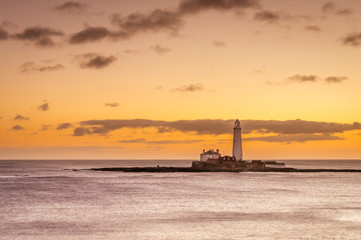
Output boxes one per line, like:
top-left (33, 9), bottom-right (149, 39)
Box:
top-left (1, 0), bottom-right (361, 159)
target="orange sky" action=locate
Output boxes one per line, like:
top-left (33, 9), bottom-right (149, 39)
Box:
top-left (0, 0), bottom-right (361, 159)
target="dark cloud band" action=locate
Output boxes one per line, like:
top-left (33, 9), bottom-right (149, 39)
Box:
top-left (72, 118), bottom-right (361, 136)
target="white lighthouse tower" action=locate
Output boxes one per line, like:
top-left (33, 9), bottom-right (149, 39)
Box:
top-left (232, 119), bottom-right (243, 160)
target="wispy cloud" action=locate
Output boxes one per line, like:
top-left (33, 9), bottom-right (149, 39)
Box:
top-left (69, 26), bottom-right (122, 44)
top-left (244, 134), bottom-right (343, 143)
top-left (213, 40), bottom-right (227, 47)
top-left (69, 0), bottom-right (259, 45)
top-left (76, 53), bottom-right (117, 69)
top-left (322, 2), bottom-right (336, 13)
top-left (13, 26), bottom-right (64, 47)
top-left (177, 0), bottom-right (260, 15)
top-left (40, 125), bottom-right (51, 131)
top-left (53, 1), bottom-right (88, 14)
top-left (0, 20), bottom-right (17, 30)
top-left (118, 138), bottom-right (203, 144)
top-left (254, 10), bottom-right (280, 23)
top-left (322, 2), bottom-right (352, 16)
top-left (171, 83), bottom-right (204, 93)
top-left (11, 125), bottom-right (25, 131)
top-left (325, 76), bottom-right (348, 83)
top-left (288, 75), bottom-right (319, 83)
top-left (105, 102), bottom-right (120, 107)
top-left (150, 44), bottom-right (171, 55)
top-left (20, 61), bottom-right (65, 73)
top-left (57, 123), bottom-right (73, 130)
top-left (305, 25), bottom-right (322, 32)
top-left (343, 33), bottom-right (361, 47)
top-left (112, 9), bottom-right (183, 35)
top-left (286, 74), bottom-right (348, 84)
top-left (14, 115), bottom-right (29, 121)
top-left (38, 102), bottom-right (49, 111)
top-left (336, 9), bottom-right (352, 15)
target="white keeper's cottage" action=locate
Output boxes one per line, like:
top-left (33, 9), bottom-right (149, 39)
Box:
top-left (200, 149), bottom-right (221, 161)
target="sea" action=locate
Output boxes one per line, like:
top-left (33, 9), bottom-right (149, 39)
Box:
top-left (1, 160), bottom-right (361, 240)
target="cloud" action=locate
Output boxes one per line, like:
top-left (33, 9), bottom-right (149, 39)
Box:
top-left (111, 9), bottom-right (184, 35)
top-left (244, 134), bottom-right (344, 143)
top-left (38, 102), bottom-right (49, 111)
top-left (72, 119), bottom-right (361, 136)
top-left (57, 123), bottom-right (73, 130)
top-left (150, 44), bottom-right (171, 55)
top-left (305, 25), bottom-right (322, 32)
top-left (342, 33), bottom-right (361, 47)
top-left (69, 26), bottom-right (124, 44)
top-left (171, 83), bottom-right (204, 92)
top-left (336, 9), bottom-right (352, 15)
top-left (69, 9), bottom-right (183, 44)
top-left (177, 0), bottom-right (259, 15)
top-left (1, 20), bottom-right (17, 30)
top-left (76, 53), bottom-right (117, 69)
top-left (20, 61), bottom-right (65, 73)
top-left (118, 138), bottom-right (146, 143)
top-left (147, 139), bottom-right (203, 144)
top-left (325, 76), bottom-right (348, 83)
top-left (213, 40), bottom-right (227, 47)
top-left (105, 102), bottom-right (120, 107)
top-left (322, 2), bottom-right (352, 15)
top-left (12, 125), bottom-right (25, 131)
top-left (0, 28), bottom-right (9, 40)
top-left (13, 26), bottom-right (64, 47)
top-left (73, 127), bottom-right (92, 136)
top-left (118, 138), bottom-right (203, 144)
top-left (322, 2), bottom-right (336, 13)
top-left (40, 125), bottom-right (51, 131)
top-left (254, 10), bottom-right (280, 22)
top-left (14, 115), bottom-right (29, 121)
top-left (288, 74), bottom-right (319, 83)
top-left (124, 49), bottom-right (142, 54)
top-left (285, 74), bottom-right (348, 84)
top-left (70, 0), bottom-right (259, 45)
top-left (53, 1), bottom-right (88, 13)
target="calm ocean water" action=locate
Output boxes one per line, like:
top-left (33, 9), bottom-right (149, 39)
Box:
top-left (1, 160), bottom-right (361, 240)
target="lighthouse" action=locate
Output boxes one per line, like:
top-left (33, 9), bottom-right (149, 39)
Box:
top-left (232, 119), bottom-right (243, 160)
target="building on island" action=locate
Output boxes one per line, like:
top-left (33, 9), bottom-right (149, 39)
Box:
top-left (193, 119), bottom-right (286, 171)
top-left (199, 119), bottom-right (243, 162)
top-left (200, 149), bottom-right (221, 161)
